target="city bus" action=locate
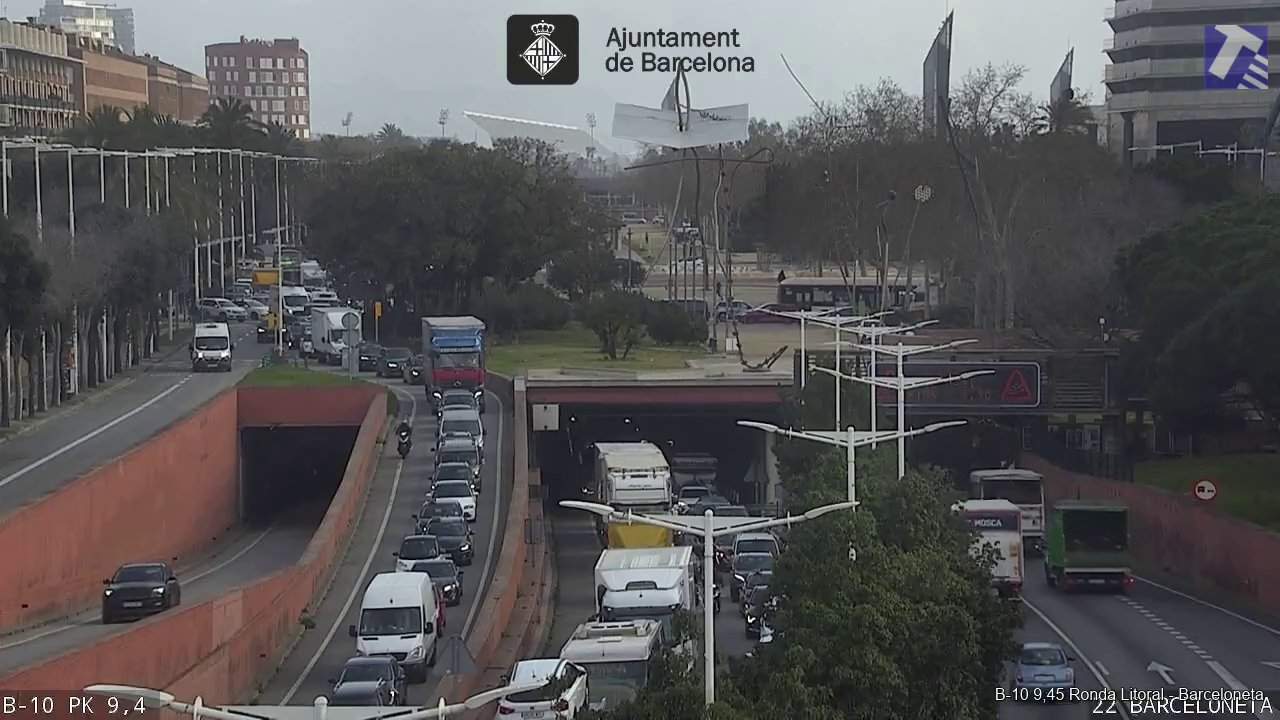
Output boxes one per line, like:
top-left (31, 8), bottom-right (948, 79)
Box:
top-left (969, 468), bottom-right (1046, 553)
top-left (776, 276), bottom-right (923, 313)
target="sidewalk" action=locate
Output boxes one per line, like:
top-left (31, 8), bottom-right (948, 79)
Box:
top-left (0, 323), bottom-right (195, 444)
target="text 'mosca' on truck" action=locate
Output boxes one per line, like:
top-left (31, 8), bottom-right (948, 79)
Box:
top-left (190, 323), bottom-right (233, 372)
top-left (422, 316), bottom-right (486, 406)
top-left (1044, 500), bottom-right (1134, 593)
top-left (969, 468), bottom-right (1045, 554)
top-left (953, 499), bottom-right (1023, 597)
top-left (592, 442), bottom-right (675, 548)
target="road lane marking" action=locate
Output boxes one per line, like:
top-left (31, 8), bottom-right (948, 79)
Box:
top-left (1207, 660), bottom-right (1271, 720)
top-left (1136, 575), bottom-right (1280, 637)
top-left (1096, 661), bottom-right (1110, 676)
top-left (279, 388), bottom-right (415, 704)
top-left (0, 523), bottom-right (274, 650)
top-left (463, 388), bottom-right (505, 641)
top-left (1118, 596), bottom-right (1214, 660)
top-left (1021, 597), bottom-right (1131, 720)
top-left (0, 376), bottom-right (192, 489)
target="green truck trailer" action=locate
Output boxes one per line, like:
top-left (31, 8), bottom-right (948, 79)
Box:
top-left (1044, 500), bottom-right (1134, 592)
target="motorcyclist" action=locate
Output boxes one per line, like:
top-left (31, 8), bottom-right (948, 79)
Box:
top-left (396, 421), bottom-right (411, 438)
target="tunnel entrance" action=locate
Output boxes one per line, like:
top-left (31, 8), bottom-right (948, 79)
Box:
top-left (240, 426), bottom-right (358, 525)
top-left (535, 404), bottom-right (783, 509)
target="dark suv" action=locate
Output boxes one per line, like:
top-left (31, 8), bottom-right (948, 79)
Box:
top-left (328, 656), bottom-right (406, 706)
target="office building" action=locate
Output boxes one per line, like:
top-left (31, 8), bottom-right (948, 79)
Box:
top-left (204, 36), bottom-right (310, 139)
top-left (65, 33), bottom-right (147, 116)
top-left (38, 0), bottom-right (135, 54)
top-left (1104, 0), bottom-right (1280, 165)
top-left (0, 19), bottom-right (80, 133)
top-left (139, 55), bottom-right (209, 124)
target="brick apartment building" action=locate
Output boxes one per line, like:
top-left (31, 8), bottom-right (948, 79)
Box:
top-left (139, 55), bottom-right (209, 124)
top-left (65, 32), bottom-right (147, 115)
top-left (0, 19), bottom-right (80, 134)
top-left (204, 36), bottom-right (310, 139)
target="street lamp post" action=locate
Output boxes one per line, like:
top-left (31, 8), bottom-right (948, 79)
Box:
top-left (815, 361), bottom-right (991, 479)
top-left (85, 681), bottom-right (548, 720)
top-left (559, 500), bottom-right (856, 707)
top-left (275, 155), bottom-right (284, 353)
top-left (738, 420), bottom-right (966, 504)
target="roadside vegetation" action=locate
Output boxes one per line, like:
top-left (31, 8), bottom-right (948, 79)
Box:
top-left (1135, 453), bottom-right (1280, 530)
top-left (237, 364), bottom-right (365, 388)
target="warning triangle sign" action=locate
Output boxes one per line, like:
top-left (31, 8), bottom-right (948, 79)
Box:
top-left (1000, 369), bottom-right (1033, 403)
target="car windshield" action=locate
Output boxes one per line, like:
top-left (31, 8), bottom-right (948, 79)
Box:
top-left (736, 539), bottom-right (776, 555)
top-left (1021, 647), bottom-right (1067, 666)
top-left (421, 503), bottom-right (462, 518)
top-left (748, 586), bottom-right (771, 605)
top-left (427, 519), bottom-right (467, 537)
top-left (582, 661), bottom-right (648, 706)
top-left (358, 607), bottom-right (421, 636)
top-left (383, 347), bottom-right (411, 360)
top-left (745, 572), bottom-right (773, 589)
top-left (194, 337), bottom-right (229, 350)
top-left (680, 486), bottom-right (710, 499)
top-left (734, 554), bottom-right (775, 573)
top-left (339, 662), bottom-right (389, 683)
top-left (359, 344), bottom-right (381, 355)
top-left (435, 465), bottom-right (471, 481)
top-left (283, 295), bottom-right (307, 307)
top-left (398, 537), bottom-right (438, 559)
top-left (328, 687), bottom-right (383, 706)
top-left (442, 419), bottom-right (481, 436)
top-left (505, 667), bottom-right (564, 703)
top-left (115, 565), bottom-right (164, 583)
top-left (439, 451), bottom-right (474, 466)
top-left (412, 560), bottom-right (456, 580)
top-left (434, 483), bottom-right (471, 498)
top-left (436, 352), bottom-right (479, 368)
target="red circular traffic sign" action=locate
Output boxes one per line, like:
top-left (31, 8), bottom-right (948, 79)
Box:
top-left (1193, 478), bottom-right (1217, 502)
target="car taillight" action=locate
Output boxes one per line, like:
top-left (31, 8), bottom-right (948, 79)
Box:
top-left (497, 705), bottom-right (514, 715)
top-left (552, 698), bottom-right (570, 712)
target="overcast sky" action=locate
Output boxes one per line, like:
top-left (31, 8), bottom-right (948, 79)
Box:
top-left (21, 0), bottom-right (1113, 145)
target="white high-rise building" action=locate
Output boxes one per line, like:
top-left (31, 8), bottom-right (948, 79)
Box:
top-left (38, 0), bottom-right (135, 54)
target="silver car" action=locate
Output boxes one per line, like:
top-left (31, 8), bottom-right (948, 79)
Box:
top-left (1012, 642), bottom-right (1074, 698)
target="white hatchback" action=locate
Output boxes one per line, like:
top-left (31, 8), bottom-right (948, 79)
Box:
top-left (494, 658), bottom-right (589, 719)
top-left (429, 481), bottom-right (477, 522)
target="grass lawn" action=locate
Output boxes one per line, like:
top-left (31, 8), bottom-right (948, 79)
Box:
top-left (487, 324), bottom-right (709, 376)
top-left (1135, 453), bottom-right (1280, 530)
top-left (238, 363), bottom-right (367, 388)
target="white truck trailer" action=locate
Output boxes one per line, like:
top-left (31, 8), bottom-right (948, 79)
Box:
top-left (312, 307), bottom-right (362, 366)
top-left (593, 546), bottom-right (694, 646)
top-left (954, 499), bottom-right (1024, 596)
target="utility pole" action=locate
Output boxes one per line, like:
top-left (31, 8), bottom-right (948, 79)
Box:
top-left (438, 109), bottom-right (449, 138)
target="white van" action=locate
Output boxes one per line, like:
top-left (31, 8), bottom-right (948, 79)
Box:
top-left (190, 323), bottom-right (233, 372)
top-left (348, 572), bottom-right (439, 682)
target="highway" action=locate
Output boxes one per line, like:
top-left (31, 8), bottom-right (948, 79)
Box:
top-left (0, 501), bottom-right (318, 675)
top-left (255, 378), bottom-right (513, 706)
top-left (0, 321), bottom-right (266, 510)
top-left (1001, 558), bottom-right (1280, 719)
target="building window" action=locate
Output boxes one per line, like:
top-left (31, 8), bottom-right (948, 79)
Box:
top-left (209, 70), bottom-right (218, 81)
top-left (259, 57), bottom-right (270, 70)
top-left (272, 99), bottom-right (284, 112)
top-left (248, 71), bottom-right (256, 83)
top-left (262, 71), bottom-right (274, 83)
top-left (246, 57), bottom-right (254, 68)
top-left (297, 57), bottom-right (305, 69)
top-left (228, 56), bottom-right (236, 67)
top-left (298, 86), bottom-right (306, 97)
top-left (206, 55), bottom-right (213, 67)
top-left (293, 71), bottom-right (304, 83)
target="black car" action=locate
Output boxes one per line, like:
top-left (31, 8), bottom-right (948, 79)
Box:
top-left (102, 562), bottom-right (181, 623)
top-left (377, 346), bottom-right (413, 378)
top-left (425, 516), bottom-right (474, 565)
top-left (740, 570), bottom-right (774, 617)
top-left (730, 552), bottom-right (775, 601)
top-left (433, 387), bottom-right (484, 415)
top-left (357, 343), bottom-right (384, 372)
top-left (432, 462), bottom-right (474, 489)
top-left (328, 655), bottom-right (406, 706)
top-left (413, 501), bottom-right (464, 532)
top-left (410, 558), bottom-right (464, 606)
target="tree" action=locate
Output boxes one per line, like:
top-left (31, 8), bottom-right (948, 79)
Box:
top-left (199, 97), bottom-right (263, 149)
top-left (580, 290), bottom-right (648, 360)
top-left (1032, 90), bottom-right (1095, 136)
top-left (0, 220), bottom-right (50, 426)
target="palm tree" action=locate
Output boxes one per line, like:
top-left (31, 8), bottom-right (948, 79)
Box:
top-left (376, 123), bottom-right (409, 146)
top-left (65, 105), bottom-right (129, 148)
top-left (1033, 90), bottom-right (1095, 135)
top-left (199, 97), bottom-right (262, 149)
top-left (262, 121), bottom-right (299, 156)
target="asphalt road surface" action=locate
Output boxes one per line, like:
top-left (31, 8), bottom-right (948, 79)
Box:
top-left (0, 321), bottom-right (267, 511)
top-left (255, 377), bottom-right (514, 707)
top-left (1000, 557), bottom-right (1279, 719)
top-left (0, 501), bottom-right (319, 676)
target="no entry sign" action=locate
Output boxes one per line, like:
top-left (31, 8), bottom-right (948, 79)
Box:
top-left (1193, 478), bottom-right (1218, 502)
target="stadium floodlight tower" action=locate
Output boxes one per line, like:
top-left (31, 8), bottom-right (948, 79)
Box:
top-left (612, 69), bottom-right (759, 353)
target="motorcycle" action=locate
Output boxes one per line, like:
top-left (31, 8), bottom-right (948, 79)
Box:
top-left (396, 426), bottom-right (412, 459)
top-left (713, 582), bottom-right (721, 614)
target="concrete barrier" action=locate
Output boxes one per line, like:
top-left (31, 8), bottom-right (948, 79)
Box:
top-left (435, 374), bottom-right (557, 718)
top-left (1026, 454), bottom-right (1280, 616)
top-left (0, 386), bottom-right (388, 708)
top-left (0, 391), bottom-right (240, 633)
